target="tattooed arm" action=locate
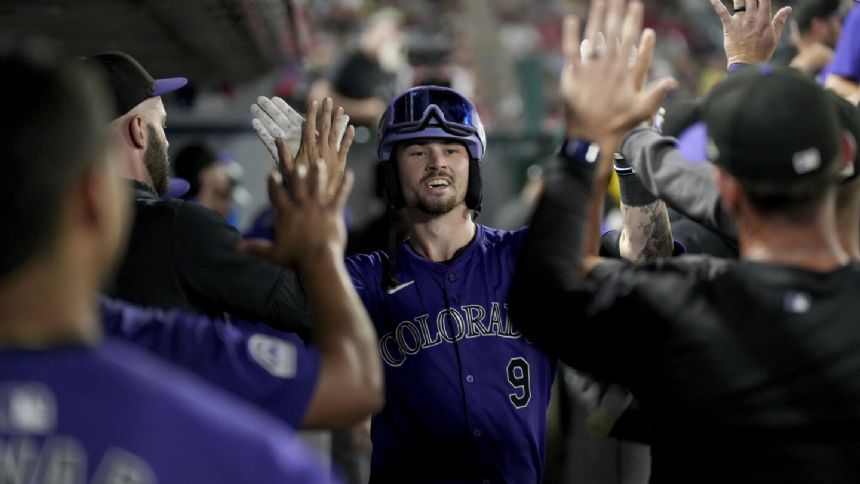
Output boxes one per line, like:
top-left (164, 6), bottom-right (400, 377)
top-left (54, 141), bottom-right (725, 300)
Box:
top-left (618, 199), bottom-right (674, 263)
top-left (614, 153), bottom-right (675, 263)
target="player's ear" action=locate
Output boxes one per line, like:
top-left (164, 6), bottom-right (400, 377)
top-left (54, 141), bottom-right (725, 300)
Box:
top-left (712, 165), bottom-right (741, 217)
top-left (127, 115), bottom-right (146, 150)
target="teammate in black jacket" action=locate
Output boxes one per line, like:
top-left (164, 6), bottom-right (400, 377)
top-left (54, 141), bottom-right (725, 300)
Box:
top-left (83, 52), bottom-right (353, 335)
top-left (511, 1), bottom-right (860, 482)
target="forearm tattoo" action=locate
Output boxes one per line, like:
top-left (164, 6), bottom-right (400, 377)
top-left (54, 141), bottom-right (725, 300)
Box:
top-left (619, 200), bottom-right (673, 263)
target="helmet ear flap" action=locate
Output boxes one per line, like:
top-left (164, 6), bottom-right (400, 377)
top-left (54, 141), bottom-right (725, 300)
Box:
top-left (381, 160), bottom-right (405, 210)
top-left (465, 158), bottom-right (482, 212)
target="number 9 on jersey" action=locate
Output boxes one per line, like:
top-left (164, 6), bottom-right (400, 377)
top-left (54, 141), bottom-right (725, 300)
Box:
top-left (507, 357), bottom-right (531, 409)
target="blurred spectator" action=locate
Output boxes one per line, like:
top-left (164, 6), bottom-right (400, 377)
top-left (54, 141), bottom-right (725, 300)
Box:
top-left (788, 0), bottom-right (845, 77)
top-left (309, 7), bottom-right (406, 125)
top-left (173, 143), bottom-right (235, 219)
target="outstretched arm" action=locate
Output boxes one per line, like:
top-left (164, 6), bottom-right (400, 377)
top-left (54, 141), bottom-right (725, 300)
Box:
top-left (101, 297), bottom-right (321, 429)
top-left (708, 0), bottom-right (791, 69)
top-left (244, 125), bottom-right (382, 428)
top-left (511, 0), bottom-right (676, 369)
top-left (609, 34), bottom-right (675, 262)
top-left (616, 0), bottom-right (792, 243)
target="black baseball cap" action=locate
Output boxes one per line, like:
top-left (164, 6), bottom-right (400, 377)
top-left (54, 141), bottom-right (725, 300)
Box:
top-left (82, 51), bottom-right (187, 120)
top-left (703, 64), bottom-right (840, 184)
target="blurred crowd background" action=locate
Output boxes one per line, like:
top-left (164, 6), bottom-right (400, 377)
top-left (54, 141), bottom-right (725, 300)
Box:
top-left (164, 0), bottom-right (750, 234)
top-left (2, 0), bottom-right (856, 482)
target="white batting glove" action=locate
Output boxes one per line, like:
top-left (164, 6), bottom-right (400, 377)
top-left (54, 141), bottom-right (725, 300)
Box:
top-left (251, 96), bottom-right (350, 165)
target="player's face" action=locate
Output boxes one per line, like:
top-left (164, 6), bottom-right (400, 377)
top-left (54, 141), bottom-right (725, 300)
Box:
top-left (396, 140), bottom-right (470, 215)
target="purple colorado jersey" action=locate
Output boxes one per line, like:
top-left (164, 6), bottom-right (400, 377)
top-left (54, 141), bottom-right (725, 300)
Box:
top-left (100, 297), bottom-right (320, 428)
top-left (820, 6), bottom-right (860, 83)
top-left (347, 224), bottom-right (556, 483)
top-left (0, 339), bottom-right (336, 483)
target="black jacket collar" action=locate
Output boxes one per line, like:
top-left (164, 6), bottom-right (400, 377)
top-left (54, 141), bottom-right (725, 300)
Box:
top-left (129, 179), bottom-right (159, 202)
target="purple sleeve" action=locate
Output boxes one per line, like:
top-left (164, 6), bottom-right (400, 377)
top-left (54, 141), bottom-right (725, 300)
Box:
top-left (830, 7), bottom-right (860, 80)
top-left (100, 297), bottom-right (320, 428)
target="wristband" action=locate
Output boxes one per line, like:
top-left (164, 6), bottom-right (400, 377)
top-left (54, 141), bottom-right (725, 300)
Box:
top-left (560, 138), bottom-right (600, 164)
top-left (613, 153), bottom-right (635, 175)
top-left (727, 62), bottom-right (750, 74)
top-left (615, 154), bottom-right (658, 206)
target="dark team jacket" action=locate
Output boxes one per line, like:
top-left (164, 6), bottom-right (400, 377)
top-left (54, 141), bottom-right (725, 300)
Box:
top-left (511, 158), bottom-right (860, 483)
top-left (106, 180), bottom-right (310, 335)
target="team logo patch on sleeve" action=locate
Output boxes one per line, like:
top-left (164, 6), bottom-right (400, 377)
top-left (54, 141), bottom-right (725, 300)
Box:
top-left (784, 291), bottom-right (811, 314)
top-left (0, 383), bottom-right (56, 434)
top-left (248, 334), bottom-right (297, 378)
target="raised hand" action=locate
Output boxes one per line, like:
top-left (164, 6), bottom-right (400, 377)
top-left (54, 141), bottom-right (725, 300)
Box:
top-left (708, 0), bottom-right (792, 67)
top-left (560, 0), bottom-right (677, 150)
top-left (242, 138), bottom-right (354, 270)
top-left (291, 98), bottom-right (356, 198)
top-left (251, 96), bottom-right (351, 165)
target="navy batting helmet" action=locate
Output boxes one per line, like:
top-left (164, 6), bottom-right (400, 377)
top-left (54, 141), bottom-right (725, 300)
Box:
top-left (377, 86), bottom-right (486, 211)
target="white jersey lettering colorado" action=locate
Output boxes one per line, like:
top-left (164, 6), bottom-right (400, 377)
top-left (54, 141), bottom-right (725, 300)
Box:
top-left (347, 224), bottom-right (556, 483)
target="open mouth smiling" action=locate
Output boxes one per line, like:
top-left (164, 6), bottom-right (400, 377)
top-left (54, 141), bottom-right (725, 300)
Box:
top-left (425, 178), bottom-right (451, 189)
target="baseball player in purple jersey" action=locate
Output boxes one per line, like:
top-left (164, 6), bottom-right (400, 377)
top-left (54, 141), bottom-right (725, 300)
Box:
top-left (824, 5), bottom-right (860, 101)
top-left (0, 48), bottom-right (366, 483)
top-left (345, 86), bottom-right (557, 483)
top-left (100, 297), bottom-right (320, 428)
top-left (830, 5), bottom-right (860, 80)
top-left (1, 340), bottom-right (336, 483)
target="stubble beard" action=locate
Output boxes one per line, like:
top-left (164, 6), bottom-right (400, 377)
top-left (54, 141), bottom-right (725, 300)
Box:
top-left (415, 194), bottom-right (460, 215)
top-left (144, 124), bottom-right (170, 195)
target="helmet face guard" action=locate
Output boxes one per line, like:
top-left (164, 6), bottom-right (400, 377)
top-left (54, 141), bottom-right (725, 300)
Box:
top-left (377, 86), bottom-right (486, 161)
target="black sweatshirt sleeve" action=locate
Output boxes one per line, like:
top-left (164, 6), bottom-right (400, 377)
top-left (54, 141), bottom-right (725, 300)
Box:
top-left (510, 157), bottom-right (670, 383)
top-left (509, 158), bottom-right (620, 372)
top-left (173, 202), bottom-right (311, 335)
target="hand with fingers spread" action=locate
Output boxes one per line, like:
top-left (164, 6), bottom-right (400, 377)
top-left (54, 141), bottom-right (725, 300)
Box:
top-left (251, 96), bottom-right (351, 164)
top-left (708, 0), bottom-right (792, 67)
top-left (290, 98), bottom-right (356, 199)
top-left (243, 138), bottom-right (355, 270)
top-left (560, 0), bottom-right (677, 150)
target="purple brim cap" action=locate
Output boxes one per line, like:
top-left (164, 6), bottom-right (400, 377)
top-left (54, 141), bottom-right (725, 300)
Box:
top-left (162, 177), bottom-right (190, 200)
top-left (153, 77), bottom-right (188, 97)
top-left (677, 121), bottom-right (708, 164)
